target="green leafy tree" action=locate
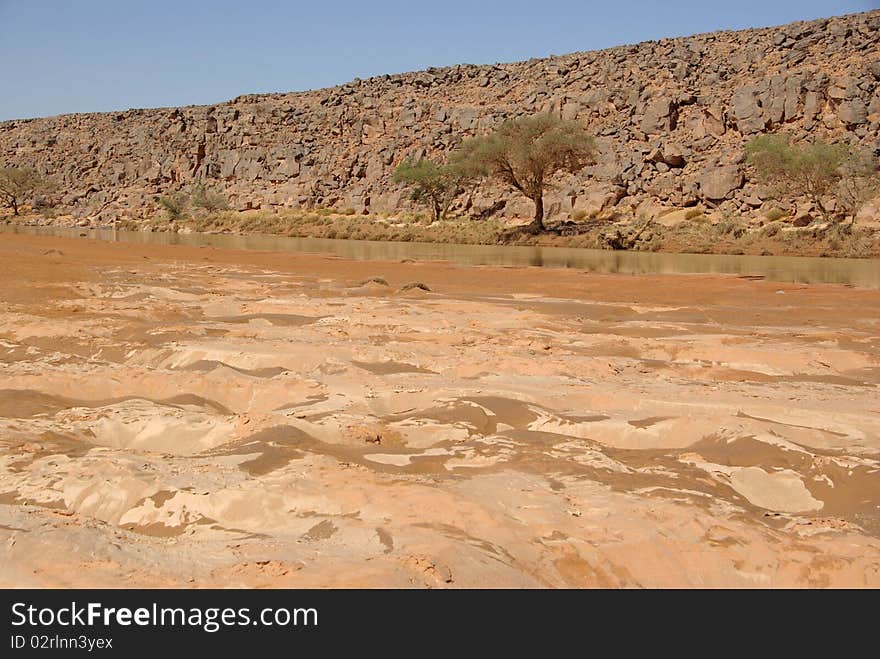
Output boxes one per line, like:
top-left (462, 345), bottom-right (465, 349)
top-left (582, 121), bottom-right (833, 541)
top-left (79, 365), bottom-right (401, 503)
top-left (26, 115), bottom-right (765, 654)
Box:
top-left (451, 114), bottom-right (596, 232)
top-left (392, 158), bottom-right (476, 221)
top-left (0, 167), bottom-right (55, 216)
top-left (746, 134), bottom-right (880, 225)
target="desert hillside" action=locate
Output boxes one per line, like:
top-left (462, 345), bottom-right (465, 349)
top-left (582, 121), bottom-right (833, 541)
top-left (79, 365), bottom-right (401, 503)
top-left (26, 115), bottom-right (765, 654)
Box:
top-left (1, 10), bottom-right (878, 225)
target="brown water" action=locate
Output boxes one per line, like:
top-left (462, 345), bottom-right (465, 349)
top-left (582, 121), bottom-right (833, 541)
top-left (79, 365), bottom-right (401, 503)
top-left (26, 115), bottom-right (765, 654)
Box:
top-left (4, 224), bottom-right (879, 287)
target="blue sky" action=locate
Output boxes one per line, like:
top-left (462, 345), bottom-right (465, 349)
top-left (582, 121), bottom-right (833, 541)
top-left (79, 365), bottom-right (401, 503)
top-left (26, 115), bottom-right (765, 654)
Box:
top-left (0, 0), bottom-right (875, 120)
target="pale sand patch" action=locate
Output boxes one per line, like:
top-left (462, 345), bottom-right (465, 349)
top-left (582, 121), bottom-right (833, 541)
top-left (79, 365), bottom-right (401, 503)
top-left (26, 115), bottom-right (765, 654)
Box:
top-left (680, 454), bottom-right (824, 513)
top-left (729, 467), bottom-right (824, 513)
top-left (364, 448), bottom-right (452, 466)
top-left (56, 399), bottom-right (238, 455)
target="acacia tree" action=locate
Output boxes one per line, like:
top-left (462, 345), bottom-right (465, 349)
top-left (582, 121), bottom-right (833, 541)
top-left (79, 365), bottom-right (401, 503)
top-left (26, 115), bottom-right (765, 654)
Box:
top-left (0, 167), bottom-right (54, 216)
top-left (451, 114), bottom-right (596, 232)
top-left (392, 158), bottom-right (477, 221)
top-left (746, 134), bottom-right (880, 225)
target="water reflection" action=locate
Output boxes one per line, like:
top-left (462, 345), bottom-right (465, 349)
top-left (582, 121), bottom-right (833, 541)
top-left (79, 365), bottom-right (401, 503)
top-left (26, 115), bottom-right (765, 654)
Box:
top-left (4, 225), bottom-right (879, 288)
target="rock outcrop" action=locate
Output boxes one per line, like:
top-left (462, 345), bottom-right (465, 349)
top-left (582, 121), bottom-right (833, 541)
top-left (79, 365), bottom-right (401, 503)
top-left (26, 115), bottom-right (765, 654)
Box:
top-left (1, 10), bottom-right (878, 224)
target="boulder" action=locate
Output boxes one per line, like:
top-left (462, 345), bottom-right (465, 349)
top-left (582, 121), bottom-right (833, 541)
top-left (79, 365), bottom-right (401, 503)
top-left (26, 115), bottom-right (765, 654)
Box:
top-left (827, 76), bottom-right (859, 100)
top-left (649, 142), bottom-right (686, 168)
top-left (561, 101), bottom-right (580, 121)
top-left (697, 166), bottom-right (744, 201)
top-left (730, 86), bottom-right (766, 133)
top-left (576, 184), bottom-right (626, 217)
top-left (640, 97), bottom-right (677, 134)
top-left (838, 100), bottom-right (867, 126)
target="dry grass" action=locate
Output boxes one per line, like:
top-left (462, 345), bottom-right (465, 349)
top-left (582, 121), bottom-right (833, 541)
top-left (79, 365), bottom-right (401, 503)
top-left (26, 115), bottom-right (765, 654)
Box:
top-left (764, 207), bottom-right (788, 222)
top-left (22, 204), bottom-right (879, 259)
top-left (111, 210), bottom-right (880, 259)
top-left (175, 209), bottom-right (507, 246)
top-left (638, 213), bottom-right (880, 258)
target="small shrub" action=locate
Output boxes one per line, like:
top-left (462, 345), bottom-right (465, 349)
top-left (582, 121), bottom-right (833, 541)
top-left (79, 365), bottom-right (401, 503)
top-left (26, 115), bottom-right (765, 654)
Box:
top-left (570, 209), bottom-right (588, 223)
top-left (684, 208), bottom-right (704, 221)
top-left (190, 184), bottom-right (229, 212)
top-left (157, 192), bottom-right (190, 221)
top-left (762, 222), bottom-right (782, 237)
top-left (781, 230), bottom-right (799, 244)
top-left (342, 207), bottom-right (357, 216)
top-left (826, 222), bottom-right (853, 240)
top-left (715, 220), bottom-right (747, 239)
top-left (764, 207), bottom-right (787, 222)
top-left (716, 220), bottom-right (735, 235)
top-left (841, 233), bottom-right (876, 258)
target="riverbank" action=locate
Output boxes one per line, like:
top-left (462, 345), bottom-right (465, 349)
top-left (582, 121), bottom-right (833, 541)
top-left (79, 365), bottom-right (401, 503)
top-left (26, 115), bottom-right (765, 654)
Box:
top-left (1, 231), bottom-right (879, 587)
top-left (7, 206), bottom-right (880, 258)
top-left (5, 222), bottom-right (880, 287)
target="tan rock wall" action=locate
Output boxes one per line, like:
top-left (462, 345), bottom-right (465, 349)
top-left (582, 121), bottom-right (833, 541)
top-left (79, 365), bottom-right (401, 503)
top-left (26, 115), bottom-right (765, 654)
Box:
top-left (1, 11), bottom-right (878, 223)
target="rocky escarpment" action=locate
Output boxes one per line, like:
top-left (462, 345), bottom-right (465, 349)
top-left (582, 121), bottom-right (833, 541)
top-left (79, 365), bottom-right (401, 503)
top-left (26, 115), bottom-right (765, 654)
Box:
top-left (1, 10), bottom-right (879, 225)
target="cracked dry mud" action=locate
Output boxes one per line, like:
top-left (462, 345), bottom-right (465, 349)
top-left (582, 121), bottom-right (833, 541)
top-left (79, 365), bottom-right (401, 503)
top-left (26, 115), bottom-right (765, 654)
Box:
top-left (1, 233), bottom-right (879, 587)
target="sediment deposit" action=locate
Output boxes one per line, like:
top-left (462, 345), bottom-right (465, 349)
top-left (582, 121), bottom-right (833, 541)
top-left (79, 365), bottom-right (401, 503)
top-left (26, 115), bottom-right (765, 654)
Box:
top-left (1, 233), bottom-right (878, 587)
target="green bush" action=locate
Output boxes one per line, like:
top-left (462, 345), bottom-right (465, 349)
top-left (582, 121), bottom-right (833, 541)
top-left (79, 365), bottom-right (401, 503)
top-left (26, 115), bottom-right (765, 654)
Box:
top-left (764, 207), bottom-right (787, 222)
top-left (157, 192), bottom-right (190, 221)
top-left (190, 184), bottom-right (229, 212)
top-left (746, 134), bottom-right (880, 225)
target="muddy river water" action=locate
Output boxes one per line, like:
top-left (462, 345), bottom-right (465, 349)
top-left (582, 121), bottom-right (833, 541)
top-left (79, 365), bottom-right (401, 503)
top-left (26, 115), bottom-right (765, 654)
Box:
top-left (4, 224), bottom-right (879, 287)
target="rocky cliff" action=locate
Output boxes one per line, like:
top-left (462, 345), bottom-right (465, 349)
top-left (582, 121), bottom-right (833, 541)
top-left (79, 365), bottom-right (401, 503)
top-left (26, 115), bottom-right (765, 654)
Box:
top-left (1, 10), bottom-right (879, 225)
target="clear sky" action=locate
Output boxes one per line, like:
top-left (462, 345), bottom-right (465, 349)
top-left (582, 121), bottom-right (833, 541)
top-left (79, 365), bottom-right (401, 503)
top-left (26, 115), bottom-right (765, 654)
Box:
top-left (0, 0), bottom-right (875, 121)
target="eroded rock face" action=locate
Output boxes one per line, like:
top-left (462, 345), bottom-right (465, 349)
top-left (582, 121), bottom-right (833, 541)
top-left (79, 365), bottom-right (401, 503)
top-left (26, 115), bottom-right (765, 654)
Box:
top-left (0, 11), bottom-right (878, 222)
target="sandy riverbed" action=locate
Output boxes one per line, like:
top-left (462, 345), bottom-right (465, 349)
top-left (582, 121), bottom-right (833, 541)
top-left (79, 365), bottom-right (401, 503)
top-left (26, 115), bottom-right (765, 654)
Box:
top-left (1, 233), bottom-right (879, 587)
